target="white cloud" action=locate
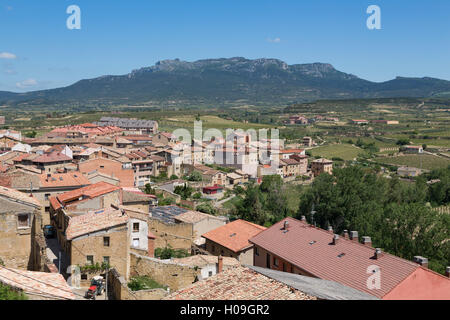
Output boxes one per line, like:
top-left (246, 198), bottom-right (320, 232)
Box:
top-left (267, 37), bottom-right (281, 43)
top-left (16, 79), bottom-right (38, 89)
top-left (0, 52), bottom-right (17, 59)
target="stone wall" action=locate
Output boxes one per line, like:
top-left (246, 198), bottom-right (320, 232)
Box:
top-left (148, 218), bottom-right (193, 250)
top-left (107, 267), bottom-right (168, 300)
top-left (130, 252), bottom-right (199, 291)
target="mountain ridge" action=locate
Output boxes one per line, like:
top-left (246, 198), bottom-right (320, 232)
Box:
top-left (1, 57), bottom-right (450, 106)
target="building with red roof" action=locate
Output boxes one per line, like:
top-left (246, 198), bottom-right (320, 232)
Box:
top-left (202, 219), bottom-right (266, 265)
top-left (249, 217), bottom-right (450, 300)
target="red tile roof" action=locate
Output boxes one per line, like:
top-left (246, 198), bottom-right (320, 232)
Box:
top-left (32, 152), bottom-right (72, 163)
top-left (202, 219), bottom-right (266, 253)
top-left (0, 266), bottom-right (76, 300)
top-left (249, 217), bottom-right (423, 299)
top-left (66, 207), bottom-right (128, 240)
top-left (164, 266), bottom-right (316, 300)
top-left (56, 181), bottom-right (120, 204)
top-left (40, 172), bottom-right (91, 188)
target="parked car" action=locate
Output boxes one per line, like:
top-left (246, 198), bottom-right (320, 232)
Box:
top-left (43, 225), bottom-right (56, 238)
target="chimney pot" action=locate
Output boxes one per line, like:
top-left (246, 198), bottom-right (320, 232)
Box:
top-left (327, 226), bottom-right (333, 233)
top-left (362, 236), bottom-right (372, 247)
top-left (301, 215), bottom-right (306, 222)
top-left (343, 230), bottom-right (349, 239)
top-left (217, 255), bottom-right (223, 274)
top-left (445, 267), bottom-right (450, 278)
top-left (283, 221), bottom-right (289, 230)
top-left (332, 234), bottom-right (339, 245)
top-left (375, 248), bottom-right (383, 259)
top-left (350, 231), bottom-right (359, 242)
top-left (413, 256), bottom-right (429, 268)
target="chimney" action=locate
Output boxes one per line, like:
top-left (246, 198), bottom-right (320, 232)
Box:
top-left (327, 226), bottom-right (333, 233)
top-left (375, 248), bottom-right (383, 259)
top-left (413, 256), bottom-right (429, 268)
top-left (283, 220), bottom-right (290, 230)
top-left (332, 234), bottom-right (339, 245)
top-left (217, 255), bottom-right (223, 274)
top-left (349, 231), bottom-right (359, 242)
top-left (343, 230), bottom-right (349, 239)
top-left (445, 267), bottom-right (450, 278)
top-left (300, 215), bottom-right (306, 222)
top-left (362, 236), bottom-right (372, 247)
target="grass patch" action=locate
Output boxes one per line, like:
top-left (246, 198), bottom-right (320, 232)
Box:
top-left (310, 143), bottom-right (362, 161)
top-left (127, 276), bottom-right (167, 291)
top-left (374, 154), bottom-right (450, 170)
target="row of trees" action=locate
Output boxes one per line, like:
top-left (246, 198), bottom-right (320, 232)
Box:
top-left (231, 166), bottom-right (450, 274)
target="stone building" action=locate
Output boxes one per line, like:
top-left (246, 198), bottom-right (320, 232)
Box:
top-left (64, 207), bottom-right (130, 282)
top-left (0, 186), bottom-right (42, 269)
top-left (311, 158), bottom-right (333, 177)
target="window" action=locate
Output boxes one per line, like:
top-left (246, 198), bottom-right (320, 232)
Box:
top-left (255, 246), bottom-right (259, 256)
top-left (133, 223), bottom-right (140, 232)
top-left (17, 214), bottom-right (30, 228)
top-left (273, 257), bottom-right (279, 267)
top-left (133, 238), bottom-right (140, 247)
top-left (103, 256), bottom-right (110, 264)
top-left (103, 237), bottom-right (110, 247)
top-left (81, 274), bottom-right (88, 280)
top-left (208, 271), bottom-right (213, 277)
top-left (212, 245), bottom-right (215, 253)
top-left (45, 193), bottom-right (51, 200)
top-left (266, 254), bottom-right (271, 268)
top-left (87, 256), bottom-right (94, 265)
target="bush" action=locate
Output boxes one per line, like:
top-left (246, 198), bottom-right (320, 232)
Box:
top-left (0, 283), bottom-right (27, 300)
top-left (128, 276), bottom-right (166, 291)
top-left (196, 202), bottom-right (217, 215)
top-left (154, 246), bottom-right (190, 259)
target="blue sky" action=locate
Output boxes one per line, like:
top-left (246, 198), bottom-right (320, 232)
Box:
top-left (1, 0), bottom-right (449, 92)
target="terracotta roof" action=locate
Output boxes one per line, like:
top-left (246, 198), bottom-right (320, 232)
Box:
top-left (0, 266), bottom-right (76, 300)
top-left (202, 219), bottom-right (266, 253)
top-left (40, 172), bottom-right (91, 188)
top-left (78, 158), bottom-right (134, 187)
top-left (56, 181), bottom-right (120, 204)
top-left (32, 152), bottom-right (72, 163)
top-left (0, 185), bottom-right (41, 208)
top-left (249, 217), bottom-right (422, 299)
top-left (66, 207), bottom-right (128, 240)
top-left (164, 266), bottom-right (316, 300)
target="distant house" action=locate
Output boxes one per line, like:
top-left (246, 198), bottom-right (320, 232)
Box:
top-left (96, 117), bottom-right (158, 134)
top-left (171, 255), bottom-right (240, 281)
top-left (249, 217), bottom-right (450, 300)
top-left (153, 132), bottom-right (177, 146)
top-left (202, 185), bottom-right (223, 195)
top-left (371, 120), bottom-right (399, 125)
top-left (303, 136), bottom-right (313, 147)
top-left (351, 119), bottom-right (369, 125)
top-left (311, 158), bottom-right (333, 177)
top-left (404, 145), bottom-right (424, 154)
top-left (397, 166), bottom-right (422, 177)
top-left (202, 219), bottom-right (266, 265)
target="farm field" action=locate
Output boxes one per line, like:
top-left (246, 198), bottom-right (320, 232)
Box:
top-left (310, 143), bottom-right (362, 161)
top-left (373, 154), bottom-right (450, 170)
